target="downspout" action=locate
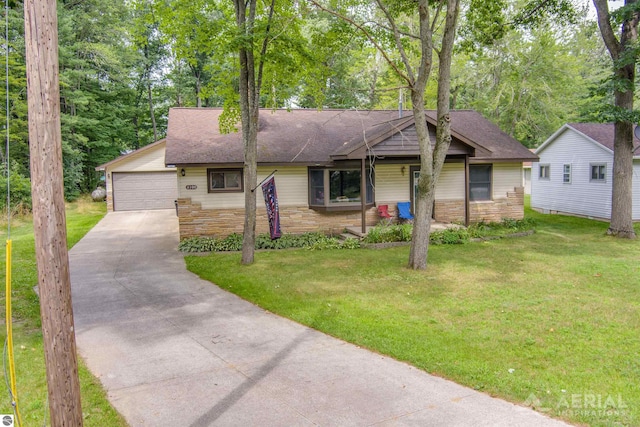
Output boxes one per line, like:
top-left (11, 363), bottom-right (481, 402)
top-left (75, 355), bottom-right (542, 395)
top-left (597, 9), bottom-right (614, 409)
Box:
top-left (361, 157), bottom-right (367, 234)
top-left (464, 155), bottom-right (470, 226)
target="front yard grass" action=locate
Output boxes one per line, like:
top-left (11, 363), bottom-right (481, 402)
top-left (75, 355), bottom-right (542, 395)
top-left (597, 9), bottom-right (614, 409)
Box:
top-left (186, 203), bottom-right (640, 427)
top-left (0, 197), bottom-right (127, 426)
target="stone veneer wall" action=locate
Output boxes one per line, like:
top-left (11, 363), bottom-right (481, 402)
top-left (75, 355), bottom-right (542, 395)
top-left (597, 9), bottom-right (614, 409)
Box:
top-left (106, 189), bottom-right (114, 211)
top-left (178, 187), bottom-right (524, 239)
top-left (177, 198), bottom-right (381, 239)
top-left (434, 186), bottom-right (524, 223)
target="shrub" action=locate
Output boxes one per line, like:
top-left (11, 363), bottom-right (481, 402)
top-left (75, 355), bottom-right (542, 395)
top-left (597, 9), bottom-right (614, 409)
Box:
top-left (179, 232), bottom-right (360, 252)
top-left (430, 228), bottom-right (470, 245)
top-left (364, 217), bottom-right (536, 245)
top-left (363, 224), bottom-right (412, 244)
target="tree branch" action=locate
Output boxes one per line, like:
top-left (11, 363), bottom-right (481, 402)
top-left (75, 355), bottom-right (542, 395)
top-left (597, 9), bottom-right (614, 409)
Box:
top-left (255, 0), bottom-right (275, 103)
top-left (374, 0), bottom-right (416, 84)
top-left (307, 0), bottom-right (411, 85)
top-left (593, 0), bottom-right (621, 59)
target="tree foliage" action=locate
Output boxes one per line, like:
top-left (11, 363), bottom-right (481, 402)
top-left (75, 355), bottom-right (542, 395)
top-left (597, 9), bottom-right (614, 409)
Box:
top-left (0, 0), bottom-right (622, 226)
top-left (454, 16), bottom-right (607, 147)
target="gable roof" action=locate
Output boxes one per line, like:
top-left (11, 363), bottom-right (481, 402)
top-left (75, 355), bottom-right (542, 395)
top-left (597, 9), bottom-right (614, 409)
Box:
top-left (537, 123), bottom-right (640, 157)
top-left (165, 108), bottom-right (536, 166)
top-left (96, 139), bottom-right (166, 171)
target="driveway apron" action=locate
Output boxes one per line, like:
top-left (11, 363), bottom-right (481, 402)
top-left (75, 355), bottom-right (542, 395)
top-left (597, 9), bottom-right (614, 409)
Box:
top-left (70, 210), bottom-right (570, 427)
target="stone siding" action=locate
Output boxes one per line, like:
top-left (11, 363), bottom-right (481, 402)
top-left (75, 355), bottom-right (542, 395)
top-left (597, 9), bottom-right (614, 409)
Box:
top-left (470, 186), bottom-right (525, 222)
top-left (433, 186), bottom-right (525, 224)
top-left (106, 189), bottom-right (114, 211)
top-left (177, 198), bottom-right (381, 239)
top-left (177, 187), bottom-right (524, 239)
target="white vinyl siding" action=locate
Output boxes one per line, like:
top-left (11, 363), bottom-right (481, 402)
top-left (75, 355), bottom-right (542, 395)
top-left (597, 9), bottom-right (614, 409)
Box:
top-left (375, 163), bottom-right (466, 204)
top-left (435, 163), bottom-right (465, 200)
top-left (374, 164), bottom-right (412, 202)
top-left (109, 144), bottom-right (168, 172)
top-left (492, 163), bottom-right (523, 198)
top-left (523, 167), bottom-right (532, 194)
top-left (532, 127), bottom-right (613, 220)
top-left (179, 166), bottom-right (308, 209)
top-left (377, 162), bottom-right (520, 204)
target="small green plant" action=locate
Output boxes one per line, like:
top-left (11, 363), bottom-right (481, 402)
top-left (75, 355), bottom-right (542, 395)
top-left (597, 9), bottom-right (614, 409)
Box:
top-left (364, 218), bottom-right (535, 245)
top-left (179, 232), bottom-right (359, 252)
top-left (363, 224), bottom-right (412, 244)
top-left (430, 227), bottom-right (470, 245)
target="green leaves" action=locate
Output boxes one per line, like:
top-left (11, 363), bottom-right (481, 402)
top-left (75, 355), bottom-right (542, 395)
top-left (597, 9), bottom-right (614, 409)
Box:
top-left (458, 0), bottom-right (508, 52)
top-left (512, 0), bottom-right (578, 27)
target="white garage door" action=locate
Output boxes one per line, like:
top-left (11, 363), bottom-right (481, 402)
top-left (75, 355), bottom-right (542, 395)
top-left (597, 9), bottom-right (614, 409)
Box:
top-left (112, 172), bottom-right (177, 211)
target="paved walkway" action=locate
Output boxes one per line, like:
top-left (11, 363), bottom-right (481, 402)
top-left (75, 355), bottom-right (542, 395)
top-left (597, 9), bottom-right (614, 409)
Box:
top-left (69, 210), bottom-right (571, 426)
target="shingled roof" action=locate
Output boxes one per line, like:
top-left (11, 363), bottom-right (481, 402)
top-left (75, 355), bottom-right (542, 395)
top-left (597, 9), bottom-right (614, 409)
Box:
top-left (165, 108), bottom-right (537, 166)
top-left (568, 123), bottom-right (640, 152)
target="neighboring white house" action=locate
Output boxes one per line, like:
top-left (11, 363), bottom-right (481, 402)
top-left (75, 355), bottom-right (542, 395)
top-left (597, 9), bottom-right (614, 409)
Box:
top-left (531, 123), bottom-right (640, 221)
top-left (95, 139), bottom-right (178, 211)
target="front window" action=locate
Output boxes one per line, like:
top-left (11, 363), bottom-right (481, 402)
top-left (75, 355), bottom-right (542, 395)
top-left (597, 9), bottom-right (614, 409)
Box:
top-left (469, 164), bottom-right (492, 201)
top-left (330, 170), bottom-right (361, 202)
top-left (591, 164), bottom-right (606, 182)
top-left (207, 168), bottom-right (243, 192)
top-left (309, 167), bottom-right (374, 208)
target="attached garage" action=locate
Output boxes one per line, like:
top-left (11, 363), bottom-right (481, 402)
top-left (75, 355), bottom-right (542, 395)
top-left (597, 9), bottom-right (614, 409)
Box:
top-left (96, 140), bottom-right (178, 212)
top-left (112, 171), bottom-right (177, 211)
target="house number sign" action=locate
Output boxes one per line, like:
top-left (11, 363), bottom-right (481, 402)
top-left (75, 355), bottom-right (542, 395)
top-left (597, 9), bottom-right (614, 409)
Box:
top-left (185, 185), bottom-right (197, 190)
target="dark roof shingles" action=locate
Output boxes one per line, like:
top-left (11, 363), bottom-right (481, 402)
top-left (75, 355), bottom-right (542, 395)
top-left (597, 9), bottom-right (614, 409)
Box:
top-left (165, 108), bottom-right (537, 165)
top-left (568, 122), bottom-right (640, 151)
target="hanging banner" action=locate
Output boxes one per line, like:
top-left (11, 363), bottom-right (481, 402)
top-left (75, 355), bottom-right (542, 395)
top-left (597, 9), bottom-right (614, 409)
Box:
top-left (261, 175), bottom-right (282, 240)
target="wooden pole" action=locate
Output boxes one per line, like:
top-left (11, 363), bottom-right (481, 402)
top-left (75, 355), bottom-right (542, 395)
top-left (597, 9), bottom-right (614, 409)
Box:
top-left (361, 158), bottom-right (366, 234)
top-left (23, 0), bottom-right (84, 424)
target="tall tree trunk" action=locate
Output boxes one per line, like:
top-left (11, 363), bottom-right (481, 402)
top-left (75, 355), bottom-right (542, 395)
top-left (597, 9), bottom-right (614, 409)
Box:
top-left (148, 81), bottom-right (158, 142)
top-left (409, 0), bottom-right (460, 269)
top-left (235, 0), bottom-right (274, 265)
top-left (196, 73), bottom-right (202, 108)
top-left (409, 95), bottom-right (435, 269)
top-left (593, 0), bottom-right (638, 239)
top-left (23, 0), bottom-right (84, 424)
top-left (235, 0), bottom-right (258, 265)
top-left (609, 74), bottom-right (636, 237)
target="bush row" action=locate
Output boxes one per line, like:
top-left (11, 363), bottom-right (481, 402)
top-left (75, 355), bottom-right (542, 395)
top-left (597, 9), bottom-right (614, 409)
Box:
top-left (363, 217), bottom-right (536, 245)
top-left (179, 218), bottom-right (536, 252)
top-left (178, 232), bottom-right (362, 252)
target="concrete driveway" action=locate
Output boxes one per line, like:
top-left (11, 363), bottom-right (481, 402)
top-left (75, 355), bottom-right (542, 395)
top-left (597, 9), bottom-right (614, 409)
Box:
top-left (69, 210), bottom-right (570, 426)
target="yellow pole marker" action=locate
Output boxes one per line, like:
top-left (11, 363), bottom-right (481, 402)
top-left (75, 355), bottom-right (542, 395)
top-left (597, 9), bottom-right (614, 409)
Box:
top-left (5, 239), bottom-right (22, 426)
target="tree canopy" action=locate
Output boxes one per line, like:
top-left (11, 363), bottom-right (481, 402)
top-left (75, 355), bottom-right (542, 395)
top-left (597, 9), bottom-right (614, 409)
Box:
top-left (0, 0), bottom-right (614, 212)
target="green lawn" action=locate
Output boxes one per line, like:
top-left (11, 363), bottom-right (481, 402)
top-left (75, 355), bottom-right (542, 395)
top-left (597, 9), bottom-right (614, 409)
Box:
top-left (186, 202), bottom-right (640, 427)
top-left (0, 197), bottom-right (127, 426)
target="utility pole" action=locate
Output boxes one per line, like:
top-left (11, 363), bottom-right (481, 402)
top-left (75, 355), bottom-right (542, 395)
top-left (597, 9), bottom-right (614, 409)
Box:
top-left (23, 0), bottom-right (84, 424)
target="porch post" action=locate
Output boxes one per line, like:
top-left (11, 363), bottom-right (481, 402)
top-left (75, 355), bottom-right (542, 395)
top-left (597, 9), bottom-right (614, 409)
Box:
top-left (464, 155), bottom-right (470, 226)
top-left (361, 158), bottom-right (367, 234)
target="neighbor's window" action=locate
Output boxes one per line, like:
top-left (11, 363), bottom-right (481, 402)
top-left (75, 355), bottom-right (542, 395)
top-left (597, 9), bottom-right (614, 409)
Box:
top-left (469, 164), bottom-right (492, 201)
top-left (539, 164), bottom-right (550, 180)
top-left (207, 169), bottom-right (243, 192)
top-left (309, 167), bottom-right (374, 208)
top-left (563, 164), bottom-right (572, 183)
top-left (591, 164), bottom-right (606, 182)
